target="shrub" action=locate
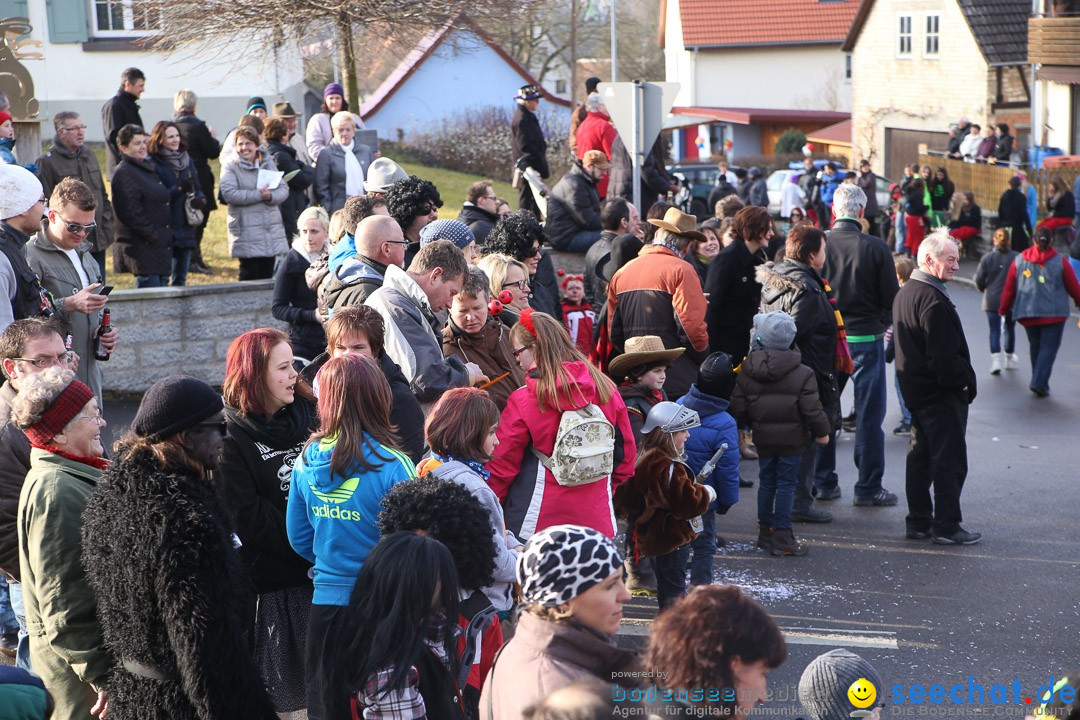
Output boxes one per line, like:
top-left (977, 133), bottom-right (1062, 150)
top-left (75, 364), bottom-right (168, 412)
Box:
top-left (774, 129), bottom-right (807, 156)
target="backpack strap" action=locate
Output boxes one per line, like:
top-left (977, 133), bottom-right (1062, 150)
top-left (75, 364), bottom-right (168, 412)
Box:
top-left (530, 446), bottom-right (553, 472)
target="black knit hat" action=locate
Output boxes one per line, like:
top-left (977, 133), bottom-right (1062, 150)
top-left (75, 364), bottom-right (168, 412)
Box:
top-left (246, 96), bottom-right (267, 114)
top-left (698, 351), bottom-right (736, 400)
top-left (133, 375), bottom-right (223, 440)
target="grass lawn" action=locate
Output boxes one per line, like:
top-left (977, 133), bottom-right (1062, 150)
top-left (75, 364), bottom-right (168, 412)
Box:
top-left (100, 148), bottom-right (514, 290)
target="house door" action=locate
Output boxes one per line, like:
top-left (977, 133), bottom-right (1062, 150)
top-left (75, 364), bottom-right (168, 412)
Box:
top-left (884, 128), bottom-right (950, 179)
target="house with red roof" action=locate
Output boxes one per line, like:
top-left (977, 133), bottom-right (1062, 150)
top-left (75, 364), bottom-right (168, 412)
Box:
top-left (661, 0), bottom-right (859, 160)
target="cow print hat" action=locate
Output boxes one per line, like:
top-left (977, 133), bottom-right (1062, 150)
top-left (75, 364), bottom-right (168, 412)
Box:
top-left (517, 524), bottom-right (624, 607)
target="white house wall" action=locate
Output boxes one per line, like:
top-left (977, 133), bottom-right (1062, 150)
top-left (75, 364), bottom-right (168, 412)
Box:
top-left (23, 2), bottom-right (305, 143)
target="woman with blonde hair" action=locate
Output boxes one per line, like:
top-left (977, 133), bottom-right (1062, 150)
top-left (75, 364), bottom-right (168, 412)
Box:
top-left (314, 112), bottom-right (373, 215)
top-left (488, 309), bottom-right (636, 540)
top-left (273, 205), bottom-right (330, 362)
top-left (476, 252), bottom-right (531, 326)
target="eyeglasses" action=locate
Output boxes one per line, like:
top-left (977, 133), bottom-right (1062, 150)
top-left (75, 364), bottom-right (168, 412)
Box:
top-left (76, 407), bottom-right (104, 424)
top-left (60, 125), bottom-right (88, 132)
top-left (385, 240), bottom-right (411, 247)
top-left (481, 195), bottom-right (497, 201)
top-left (54, 213), bottom-right (97, 235)
top-left (502, 279), bottom-right (529, 292)
top-left (512, 345), bottom-right (532, 358)
top-left (10, 352), bottom-right (75, 368)
top-left (194, 421), bottom-right (228, 436)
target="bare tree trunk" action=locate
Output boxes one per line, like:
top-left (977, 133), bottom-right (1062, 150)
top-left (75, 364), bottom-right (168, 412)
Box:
top-left (569, 0), bottom-right (578, 103)
top-left (336, 13), bottom-right (360, 111)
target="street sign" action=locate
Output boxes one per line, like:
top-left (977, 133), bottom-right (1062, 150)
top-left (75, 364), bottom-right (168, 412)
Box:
top-left (597, 81), bottom-right (680, 211)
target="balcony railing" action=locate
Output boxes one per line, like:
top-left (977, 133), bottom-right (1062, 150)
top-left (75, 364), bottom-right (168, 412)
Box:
top-left (1028, 16), bottom-right (1080, 65)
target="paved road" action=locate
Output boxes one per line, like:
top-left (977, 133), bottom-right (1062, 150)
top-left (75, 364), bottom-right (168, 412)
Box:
top-left (618, 279), bottom-right (1080, 714)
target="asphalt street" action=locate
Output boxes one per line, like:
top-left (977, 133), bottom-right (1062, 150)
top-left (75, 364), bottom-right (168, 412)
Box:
top-left (92, 272), bottom-right (1079, 715)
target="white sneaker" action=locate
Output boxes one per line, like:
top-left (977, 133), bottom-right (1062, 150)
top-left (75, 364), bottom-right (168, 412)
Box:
top-left (1005, 352), bottom-right (1019, 370)
top-left (990, 353), bottom-right (1002, 375)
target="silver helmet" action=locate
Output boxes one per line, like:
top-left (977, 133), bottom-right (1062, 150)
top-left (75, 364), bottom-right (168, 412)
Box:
top-left (640, 401), bottom-right (701, 434)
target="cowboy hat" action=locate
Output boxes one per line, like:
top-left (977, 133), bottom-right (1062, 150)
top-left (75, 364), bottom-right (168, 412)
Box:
top-left (608, 335), bottom-right (685, 377)
top-left (646, 207), bottom-right (706, 242)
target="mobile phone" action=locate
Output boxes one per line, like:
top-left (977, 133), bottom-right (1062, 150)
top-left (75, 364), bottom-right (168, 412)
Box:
top-left (96, 285), bottom-right (114, 296)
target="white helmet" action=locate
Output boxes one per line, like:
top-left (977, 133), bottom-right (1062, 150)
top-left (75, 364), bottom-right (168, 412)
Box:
top-left (641, 401), bottom-right (701, 434)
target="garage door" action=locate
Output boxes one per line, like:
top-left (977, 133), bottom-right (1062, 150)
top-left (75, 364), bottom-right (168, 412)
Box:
top-left (884, 128), bottom-right (950, 179)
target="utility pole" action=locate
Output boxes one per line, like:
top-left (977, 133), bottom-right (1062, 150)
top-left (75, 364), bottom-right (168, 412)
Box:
top-left (610, 0), bottom-right (617, 82)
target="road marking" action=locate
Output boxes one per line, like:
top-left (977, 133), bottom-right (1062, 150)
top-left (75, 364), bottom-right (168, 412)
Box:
top-left (618, 618), bottom-right (911, 649)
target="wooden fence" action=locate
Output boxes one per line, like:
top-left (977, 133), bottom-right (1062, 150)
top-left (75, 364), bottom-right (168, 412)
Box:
top-left (920, 155), bottom-right (1080, 219)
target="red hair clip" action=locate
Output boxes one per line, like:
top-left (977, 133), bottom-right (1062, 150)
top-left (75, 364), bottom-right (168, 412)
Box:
top-left (519, 307), bottom-right (538, 337)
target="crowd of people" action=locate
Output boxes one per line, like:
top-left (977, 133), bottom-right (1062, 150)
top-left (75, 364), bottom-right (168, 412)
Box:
top-left (0, 73), bottom-right (1078, 720)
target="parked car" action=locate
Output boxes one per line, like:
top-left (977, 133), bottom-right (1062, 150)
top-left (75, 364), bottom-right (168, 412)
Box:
top-left (766, 168), bottom-right (892, 218)
top-left (668, 163), bottom-right (745, 220)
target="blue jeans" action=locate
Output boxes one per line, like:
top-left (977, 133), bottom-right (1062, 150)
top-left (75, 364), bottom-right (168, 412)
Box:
top-left (688, 510), bottom-right (716, 586)
top-left (172, 247), bottom-right (193, 286)
top-left (895, 211), bottom-right (907, 252)
top-left (1025, 321), bottom-right (1065, 394)
top-left (552, 229), bottom-right (602, 253)
top-left (136, 274), bottom-right (169, 288)
top-left (0, 576), bottom-right (16, 636)
top-left (986, 311), bottom-right (1016, 354)
top-left (896, 375), bottom-right (911, 424)
top-left (7, 581), bottom-right (30, 671)
top-left (653, 543), bottom-right (692, 610)
top-left (758, 454), bottom-right (801, 530)
top-left (815, 340), bottom-right (887, 499)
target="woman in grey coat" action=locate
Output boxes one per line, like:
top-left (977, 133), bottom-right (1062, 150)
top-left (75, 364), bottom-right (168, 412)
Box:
top-left (313, 112), bottom-right (372, 216)
top-left (220, 126), bottom-right (289, 280)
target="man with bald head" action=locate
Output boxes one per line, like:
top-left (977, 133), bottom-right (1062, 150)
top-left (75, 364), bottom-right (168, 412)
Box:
top-left (324, 214), bottom-right (407, 313)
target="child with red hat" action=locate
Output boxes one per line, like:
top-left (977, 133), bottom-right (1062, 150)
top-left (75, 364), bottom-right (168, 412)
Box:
top-left (559, 274), bottom-right (594, 355)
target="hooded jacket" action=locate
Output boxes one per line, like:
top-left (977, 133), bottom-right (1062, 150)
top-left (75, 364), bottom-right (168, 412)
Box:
top-left (286, 432), bottom-right (416, 606)
top-left (82, 446), bottom-right (278, 720)
top-left (608, 244), bottom-right (709, 398)
top-left (678, 384), bottom-right (741, 510)
top-left (35, 137), bottom-right (116, 253)
top-left (456, 204), bottom-right (500, 247)
top-left (488, 361), bottom-right (636, 539)
top-left (219, 398), bottom-right (318, 595)
top-left (322, 254), bottom-right (387, 318)
top-left (614, 450), bottom-right (712, 558)
top-left (480, 611), bottom-right (639, 720)
top-left (998, 244), bottom-right (1080, 325)
top-left (730, 348), bottom-right (831, 456)
top-left (112, 155), bottom-right (174, 276)
top-left (366, 264), bottom-right (470, 405)
top-left (219, 151), bottom-right (290, 259)
top-left (441, 317), bottom-right (525, 411)
top-left (575, 111), bottom-right (615, 198)
top-left (545, 163), bottom-right (602, 251)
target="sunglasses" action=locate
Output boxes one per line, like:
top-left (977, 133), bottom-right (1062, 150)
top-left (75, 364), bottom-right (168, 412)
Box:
top-left (54, 212), bottom-right (97, 235)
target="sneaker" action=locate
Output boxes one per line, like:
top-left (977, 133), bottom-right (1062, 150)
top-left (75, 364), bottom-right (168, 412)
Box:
top-left (853, 488), bottom-right (899, 507)
top-left (990, 353), bottom-right (1002, 375)
top-left (1005, 352), bottom-right (1019, 370)
top-left (905, 529), bottom-right (931, 540)
top-left (739, 476), bottom-right (754, 488)
top-left (769, 528), bottom-right (809, 556)
top-left (756, 525), bottom-right (773, 550)
top-left (841, 411), bottom-right (857, 433)
top-left (792, 507), bottom-right (833, 523)
top-left (931, 528), bottom-right (982, 545)
top-left (812, 485), bottom-right (842, 501)
top-left (1030, 385), bottom-right (1049, 398)
top-left (892, 422), bottom-right (911, 436)
top-left (0, 633), bottom-right (16, 659)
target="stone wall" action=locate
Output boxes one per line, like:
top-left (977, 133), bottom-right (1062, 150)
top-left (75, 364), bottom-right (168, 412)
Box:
top-left (102, 281), bottom-right (285, 395)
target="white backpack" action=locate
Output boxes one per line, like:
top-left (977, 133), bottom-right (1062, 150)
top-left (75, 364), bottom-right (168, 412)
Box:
top-left (532, 404), bottom-right (616, 487)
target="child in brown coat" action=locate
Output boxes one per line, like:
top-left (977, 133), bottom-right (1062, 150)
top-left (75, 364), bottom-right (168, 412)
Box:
top-left (731, 312), bottom-right (831, 557)
top-left (613, 402), bottom-right (716, 610)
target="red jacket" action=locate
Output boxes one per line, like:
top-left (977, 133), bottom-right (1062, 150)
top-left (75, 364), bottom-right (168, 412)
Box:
top-left (488, 361), bottom-right (637, 539)
top-left (560, 299), bottom-right (595, 356)
top-left (575, 111), bottom-right (616, 199)
top-left (999, 245), bottom-right (1080, 326)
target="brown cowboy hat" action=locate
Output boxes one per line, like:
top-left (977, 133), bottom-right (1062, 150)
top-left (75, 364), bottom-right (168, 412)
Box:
top-left (647, 207), bottom-right (706, 243)
top-left (608, 335), bottom-right (685, 377)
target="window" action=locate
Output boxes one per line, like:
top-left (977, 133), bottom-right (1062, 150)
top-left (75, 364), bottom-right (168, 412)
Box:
top-left (92, 0), bottom-right (159, 36)
top-left (555, 79), bottom-right (568, 95)
top-left (897, 15), bottom-right (912, 56)
top-left (845, 53), bottom-right (852, 80)
top-left (925, 14), bottom-right (940, 56)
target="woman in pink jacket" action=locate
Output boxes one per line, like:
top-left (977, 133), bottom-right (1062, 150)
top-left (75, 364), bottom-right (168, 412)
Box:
top-left (488, 309), bottom-right (636, 539)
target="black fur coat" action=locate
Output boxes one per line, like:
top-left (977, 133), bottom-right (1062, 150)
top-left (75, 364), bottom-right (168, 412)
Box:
top-left (81, 446), bottom-right (277, 720)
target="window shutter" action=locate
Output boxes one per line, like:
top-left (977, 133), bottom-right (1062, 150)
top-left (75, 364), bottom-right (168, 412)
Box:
top-left (0, 1), bottom-right (29, 19)
top-left (45, 0), bottom-right (89, 43)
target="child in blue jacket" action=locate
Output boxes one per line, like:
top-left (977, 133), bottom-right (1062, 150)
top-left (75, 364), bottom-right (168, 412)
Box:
top-left (678, 352), bottom-right (741, 586)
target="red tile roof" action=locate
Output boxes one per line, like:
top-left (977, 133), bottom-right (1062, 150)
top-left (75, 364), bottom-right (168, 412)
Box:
top-left (806, 118), bottom-right (853, 145)
top-left (672, 106), bottom-right (850, 126)
top-left (679, 0), bottom-right (861, 48)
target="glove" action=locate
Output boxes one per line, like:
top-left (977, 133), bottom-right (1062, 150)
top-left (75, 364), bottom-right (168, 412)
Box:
top-left (179, 178), bottom-right (194, 193)
top-left (190, 195), bottom-right (207, 210)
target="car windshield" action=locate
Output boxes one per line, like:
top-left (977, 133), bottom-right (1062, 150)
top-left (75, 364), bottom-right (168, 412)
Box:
top-left (767, 171), bottom-right (792, 191)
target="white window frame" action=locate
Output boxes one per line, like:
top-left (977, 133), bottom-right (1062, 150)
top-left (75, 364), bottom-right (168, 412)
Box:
top-left (91, 0), bottom-right (160, 38)
top-left (897, 14), bottom-right (913, 58)
top-left (923, 13), bottom-right (941, 58)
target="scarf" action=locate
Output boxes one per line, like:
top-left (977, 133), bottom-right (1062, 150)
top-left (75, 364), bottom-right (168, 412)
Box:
top-left (160, 147), bottom-right (190, 174)
top-left (431, 452), bottom-right (490, 481)
top-left (291, 236), bottom-right (326, 266)
top-left (823, 279), bottom-right (855, 375)
top-left (340, 141), bottom-right (364, 198)
top-left (30, 442), bottom-right (109, 471)
top-left (224, 397), bottom-right (317, 449)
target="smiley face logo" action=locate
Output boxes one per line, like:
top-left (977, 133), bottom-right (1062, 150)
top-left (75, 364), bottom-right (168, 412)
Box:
top-left (848, 678), bottom-right (877, 709)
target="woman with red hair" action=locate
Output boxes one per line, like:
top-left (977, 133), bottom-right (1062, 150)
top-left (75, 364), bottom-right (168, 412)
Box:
top-left (286, 353), bottom-right (415, 720)
top-left (219, 327), bottom-right (318, 715)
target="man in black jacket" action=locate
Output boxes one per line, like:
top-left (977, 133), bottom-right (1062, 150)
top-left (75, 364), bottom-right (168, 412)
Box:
top-left (585, 196), bottom-right (640, 307)
top-left (818, 183), bottom-right (900, 507)
top-left (0, 166), bottom-right (50, 331)
top-left (511, 85), bottom-right (549, 219)
top-left (457, 180), bottom-right (501, 247)
top-left (893, 231), bottom-right (979, 545)
top-left (545, 151), bottom-right (607, 252)
top-left (608, 134), bottom-right (676, 215)
top-left (997, 175), bottom-right (1031, 252)
top-left (101, 67), bottom-right (145, 179)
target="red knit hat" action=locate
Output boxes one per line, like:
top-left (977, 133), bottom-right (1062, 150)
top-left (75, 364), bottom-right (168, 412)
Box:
top-left (24, 380), bottom-right (94, 446)
top-left (0, 112), bottom-right (13, 126)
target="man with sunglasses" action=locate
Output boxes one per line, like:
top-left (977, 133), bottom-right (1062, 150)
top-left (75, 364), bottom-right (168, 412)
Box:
top-left (27, 178), bottom-right (118, 407)
top-left (0, 317), bottom-right (74, 671)
top-left (0, 165), bottom-right (53, 334)
top-left (35, 111), bottom-right (116, 281)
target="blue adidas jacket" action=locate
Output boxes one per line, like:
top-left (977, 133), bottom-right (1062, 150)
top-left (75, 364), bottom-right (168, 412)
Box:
top-left (287, 432), bottom-right (416, 605)
top-left (679, 384), bottom-right (741, 510)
